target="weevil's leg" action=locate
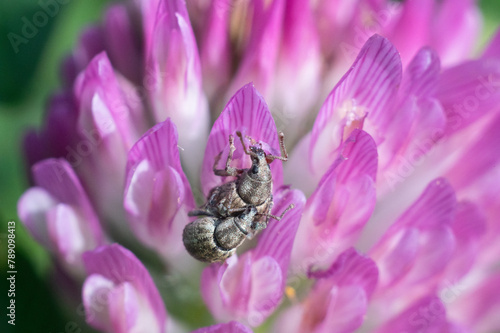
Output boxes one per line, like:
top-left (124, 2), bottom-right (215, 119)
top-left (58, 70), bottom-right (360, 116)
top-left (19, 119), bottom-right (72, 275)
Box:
top-left (266, 132), bottom-right (288, 163)
top-left (227, 207), bottom-right (247, 214)
top-left (258, 203), bottom-right (295, 221)
top-left (188, 209), bottom-right (215, 217)
top-left (212, 151), bottom-right (224, 174)
top-left (236, 131), bottom-right (257, 157)
top-left (214, 134), bottom-right (244, 177)
top-left (214, 182), bottom-right (242, 217)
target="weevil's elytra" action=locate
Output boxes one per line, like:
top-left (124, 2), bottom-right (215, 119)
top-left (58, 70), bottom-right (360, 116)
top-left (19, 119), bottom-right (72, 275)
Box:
top-left (183, 206), bottom-right (257, 262)
top-left (183, 204), bottom-right (295, 263)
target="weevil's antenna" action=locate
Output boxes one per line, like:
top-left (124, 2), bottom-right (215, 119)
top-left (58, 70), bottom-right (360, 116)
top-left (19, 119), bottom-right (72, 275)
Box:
top-left (236, 131), bottom-right (258, 158)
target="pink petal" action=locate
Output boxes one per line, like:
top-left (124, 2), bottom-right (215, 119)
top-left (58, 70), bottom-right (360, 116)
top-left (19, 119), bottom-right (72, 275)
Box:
top-left (147, 167), bottom-right (185, 230)
top-left (125, 118), bottom-right (195, 211)
top-left (227, 0), bottom-right (285, 99)
top-left (370, 178), bottom-right (457, 290)
top-left (435, 58), bottom-right (500, 135)
top-left (377, 48), bottom-right (445, 177)
top-left (83, 244), bottom-right (167, 332)
top-left (271, 0), bottom-right (321, 140)
top-left (32, 159), bottom-right (103, 244)
top-left (125, 119), bottom-right (187, 188)
top-left (291, 130), bottom-right (377, 268)
top-left (371, 227), bottom-right (419, 288)
top-left (280, 0), bottom-right (320, 73)
top-left (124, 160), bottom-right (156, 222)
top-left (400, 47), bottom-right (441, 99)
top-left (201, 83), bottom-right (283, 196)
top-left (103, 4), bottom-right (143, 84)
top-left (311, 0), bottom-right (359, 60)
top-left (108, 282), bottom-right (140, 333)
top-left (46, 204), bottom-right (88, 268)
top-left (253, 187), bottom-right (306, 274)
top-left (124, 119), bottom-right (195, 257)
top-left (75, 51), bottom-right (141, 149)
top-left (297, 249), bottom-right (378, 333)
top-left (336, 129), bottom-right (378, 183)
top-left (445, 114), bottom-right (500, 191)
top-left (191, 321), bottom-right (253, 333)
top-left (201, 255), bottom-right (253, 322)
top-left (449, 273), bottom-right (500, 332)
top-left (108, 282), bottom-right (163, 333)
top-left (309, 248), bottom-right (378, 298)
top-left (219, 254), bottom-right (253, 317)
top-left (201, 261), bottom-right (229, 320)
top-left (23, 92), bottom-right (78, 171)
top-left (199, 0), bottom-right (231, 100)
top-left (82, 274), bottom-right (114, 331)
top-left (23, 130), bottom-right (46, 175)
top-left (319, 285), bottom-right (369, 333)
top-left (443, 201), bottom-right (486, 282)
top-left (17, 187), bottom-right (58, 248)
top-left (124, 161), bottom-right (187, 254)
top-left (140, 0), bottom-right (189, 54)
top-left (45, 93), bottom-right (79, 158)
top-left (387, 0), bottom-right (434, 65)
top-left (202, 253), bottom-right (286, 326)
top-left (200, 187), bottom-right (304, 326)
top-left (384, 98), bottom-right (445, 178)
top-left (144, 0), bottom-right (209, 178)
top-left (308, 34), bottom-right (402, 180)
top-left (247, 256), bottom-right (283, 326)
top-left (273, 305), bottom-right (303, 333)
top-left (430, 0), bottom-right (482, 66)
top-left (390, 178), bottom-right (456, 229)
top-left (73, 52), bottom-right (145, 221)
top-left (402, 224), bottom-right (455, 283)
top-left (373, 295), bottom-right (450, 333)
top-left (63, 26), bottom-right (105, 85)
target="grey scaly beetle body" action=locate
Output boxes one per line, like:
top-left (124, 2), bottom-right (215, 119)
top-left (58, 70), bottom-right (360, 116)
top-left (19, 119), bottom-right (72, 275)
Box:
top-left (182, 206), bottom-right (259, 262)
top-left (183, 131), bottom-right (294, 262)
top-left (190, 131), bottom-right (288, 230)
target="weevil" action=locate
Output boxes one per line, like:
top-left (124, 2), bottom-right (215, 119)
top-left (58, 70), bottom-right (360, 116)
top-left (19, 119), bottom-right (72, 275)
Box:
top-left (183, 205), bottom-right (294, 263)
top-left (189, 131), bottom-right (289, 231)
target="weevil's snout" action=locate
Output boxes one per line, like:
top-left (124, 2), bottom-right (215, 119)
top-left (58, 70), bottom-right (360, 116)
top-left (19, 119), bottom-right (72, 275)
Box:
top-left (250, 146), bottom-right (267, 163)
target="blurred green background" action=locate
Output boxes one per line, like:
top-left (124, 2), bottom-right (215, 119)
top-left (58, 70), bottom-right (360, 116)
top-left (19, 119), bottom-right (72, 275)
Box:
top-left (0, 1), bottom-right (499, 332)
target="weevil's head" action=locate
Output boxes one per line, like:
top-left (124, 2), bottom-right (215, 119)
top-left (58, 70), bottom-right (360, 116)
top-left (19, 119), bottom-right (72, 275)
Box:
top-left (246, 145), bottom-right (272, 182)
